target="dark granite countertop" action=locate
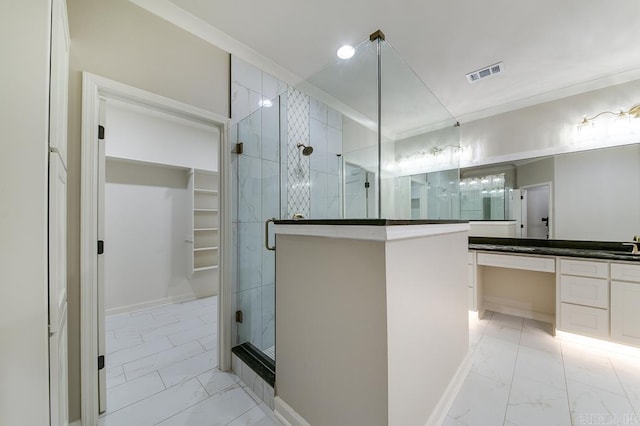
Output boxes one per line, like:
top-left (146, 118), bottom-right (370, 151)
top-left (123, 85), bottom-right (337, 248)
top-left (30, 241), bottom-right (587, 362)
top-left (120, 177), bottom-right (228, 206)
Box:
top-left (469, 237), bottom-right (640, 262)
top-left (274, 219), bottom-right (468, 226)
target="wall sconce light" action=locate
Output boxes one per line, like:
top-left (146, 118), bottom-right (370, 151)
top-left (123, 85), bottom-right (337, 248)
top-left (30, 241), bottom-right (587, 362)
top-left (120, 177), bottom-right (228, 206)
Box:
top-left (578, 104), bottom-right (640, 128)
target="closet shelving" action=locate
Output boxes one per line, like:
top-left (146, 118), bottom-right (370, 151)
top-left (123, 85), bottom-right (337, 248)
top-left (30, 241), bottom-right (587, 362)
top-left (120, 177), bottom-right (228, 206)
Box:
top-left (188, 169), bottom-right (219, 276)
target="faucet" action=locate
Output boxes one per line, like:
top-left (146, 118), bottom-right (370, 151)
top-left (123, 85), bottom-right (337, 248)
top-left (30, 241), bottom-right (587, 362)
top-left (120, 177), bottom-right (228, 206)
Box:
top-left (623, 235), bottom-right (640, 254)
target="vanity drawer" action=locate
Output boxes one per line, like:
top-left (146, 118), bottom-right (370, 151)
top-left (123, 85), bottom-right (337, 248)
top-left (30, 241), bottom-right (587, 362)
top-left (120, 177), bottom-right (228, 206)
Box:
top-left (611, 263), bottom-right (640, 283)
top-left (560, 275), bottom-right (609, 308)
top-left (477, 252), bottom-right (555, 273)
top-left (560, 258), bottom-right (608, 279)
top-left (560, 303), bottom-right (609, 339)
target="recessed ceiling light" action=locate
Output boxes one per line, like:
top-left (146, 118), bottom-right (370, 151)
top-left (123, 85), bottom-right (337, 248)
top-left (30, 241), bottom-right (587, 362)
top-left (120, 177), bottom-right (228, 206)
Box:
top-left (337, 45), bottom-right (355, 60)
top-left (259, 98), bottom-right (273, 108)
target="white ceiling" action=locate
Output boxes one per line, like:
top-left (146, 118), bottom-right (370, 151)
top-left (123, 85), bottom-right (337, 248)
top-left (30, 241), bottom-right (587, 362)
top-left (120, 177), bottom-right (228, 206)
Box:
top-left (165, 0), bottom-right (640, 126)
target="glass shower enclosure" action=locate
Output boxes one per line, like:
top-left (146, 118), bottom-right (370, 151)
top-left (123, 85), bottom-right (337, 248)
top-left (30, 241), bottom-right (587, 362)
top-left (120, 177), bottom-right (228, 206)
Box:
top-left (232, 30), bottom-right (462, 368)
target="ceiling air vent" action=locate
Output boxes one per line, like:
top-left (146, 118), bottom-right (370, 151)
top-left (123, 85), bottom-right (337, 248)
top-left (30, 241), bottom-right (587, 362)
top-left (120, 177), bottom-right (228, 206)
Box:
top-left (466, 62), bottom-right (504, 84)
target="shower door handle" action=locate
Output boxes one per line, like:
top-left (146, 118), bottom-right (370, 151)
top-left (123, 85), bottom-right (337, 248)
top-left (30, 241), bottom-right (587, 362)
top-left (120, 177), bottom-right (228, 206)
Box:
top-left (265, 218), bottom-right (276, 251)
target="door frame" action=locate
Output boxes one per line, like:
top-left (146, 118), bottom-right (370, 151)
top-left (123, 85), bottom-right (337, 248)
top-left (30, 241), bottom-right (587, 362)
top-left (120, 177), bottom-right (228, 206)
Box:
top-left (80, 72), bottom-right (232, 425)
top-left (519, 182), bottom-right (553, 239)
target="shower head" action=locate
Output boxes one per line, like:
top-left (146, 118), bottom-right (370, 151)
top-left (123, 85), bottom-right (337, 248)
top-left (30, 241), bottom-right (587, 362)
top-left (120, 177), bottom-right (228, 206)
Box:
top-left (296, 143), bottom-right (314, 156)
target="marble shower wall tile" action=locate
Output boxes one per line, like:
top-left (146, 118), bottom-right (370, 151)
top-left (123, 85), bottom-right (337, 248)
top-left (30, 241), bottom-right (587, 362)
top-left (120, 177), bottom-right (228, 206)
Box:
top-left (328, 106), bottom-right (342, 130)
top-left (238, 155), bottom-right (262, 222)
top-left (238, 222), bottom-right (261, 292)
top-left (261, 103), bottom-right (279, 162)
top-left (309, 118), bottom-right (328, 173)
top-left (231, 56), bottom-right (262, 93)
top-left (261, 284), bottom-right (275, 351)
top-left (310, 170), bottom-right (328, 219)
top-left (261, 159), bottom-right (279, 220)
top-left (309, 97), bottom-right (328, 123)
top-left (327, 173), bottom-right (341, 219)
top-left (236, 287), bottom-right (262, 349)
top-left (231, 82), bottom-right (261, 125)
top-left (237, 108), bottom-right (261, 158)
top-left (262, 72), bottom-right (287, 103)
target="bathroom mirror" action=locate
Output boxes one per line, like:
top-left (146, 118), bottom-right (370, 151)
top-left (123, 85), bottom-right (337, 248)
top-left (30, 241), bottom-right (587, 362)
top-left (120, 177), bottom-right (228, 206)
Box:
top-left (459, 142), bottom-right (640, 242)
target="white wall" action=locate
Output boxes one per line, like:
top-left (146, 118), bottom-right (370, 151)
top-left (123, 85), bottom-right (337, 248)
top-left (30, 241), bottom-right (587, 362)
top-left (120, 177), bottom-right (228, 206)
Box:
top-left (105, 160), bottom-right (218, 313)
top-left (554, 144), bottom-right (640, 241)
top-left (460, 78), bottom-right (640, 167)
top-left (106, 99), bottom-right (219, 171)
top-left (0, 1), bottom-right (51, 424)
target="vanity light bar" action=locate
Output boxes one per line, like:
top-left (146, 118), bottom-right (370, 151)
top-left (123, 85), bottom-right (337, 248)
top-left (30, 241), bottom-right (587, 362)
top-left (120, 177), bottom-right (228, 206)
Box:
top-left (466, 62), bottom-right (504, 84)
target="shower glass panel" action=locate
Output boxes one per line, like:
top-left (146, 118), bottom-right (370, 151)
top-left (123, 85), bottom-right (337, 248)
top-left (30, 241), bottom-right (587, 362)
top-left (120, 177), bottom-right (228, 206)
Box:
top-left (296, 31), bottom-right (461, 218)
top-left (234, 94), bottom-right (284, 361)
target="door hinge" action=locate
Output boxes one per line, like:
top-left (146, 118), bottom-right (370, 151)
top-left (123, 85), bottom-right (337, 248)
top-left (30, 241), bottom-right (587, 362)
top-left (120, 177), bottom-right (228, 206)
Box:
top-left (98, 355), bottom-right (105, 370)
top-left (98, 125), bottom-right (105, 140)
top-left (520, 224), bottom-right (524, 229)
top-left (98, 240), bottom-right (104, 255)
top-left (364, 181), bottom-right (370, 189)
top-left (235, 310), bottom-right (243, 324)
top-left (520, 195), bottom-right (524, 200)
top-left (235, 142), bottom-right (244, 154)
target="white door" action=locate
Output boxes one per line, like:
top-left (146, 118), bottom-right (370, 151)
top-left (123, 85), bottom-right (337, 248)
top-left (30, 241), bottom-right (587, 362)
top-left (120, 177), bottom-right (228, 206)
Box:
top-left (522, 184), bottom-right (550, 239)
top-left (49, 0), bottom-right (69, 424)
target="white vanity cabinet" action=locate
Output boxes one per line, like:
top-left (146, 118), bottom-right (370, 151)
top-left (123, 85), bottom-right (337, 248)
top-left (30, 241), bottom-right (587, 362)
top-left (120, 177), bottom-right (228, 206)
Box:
top-left (558, 258), bottom-right (610, 339)
top-left (611, 263), bottom-right (640, 346)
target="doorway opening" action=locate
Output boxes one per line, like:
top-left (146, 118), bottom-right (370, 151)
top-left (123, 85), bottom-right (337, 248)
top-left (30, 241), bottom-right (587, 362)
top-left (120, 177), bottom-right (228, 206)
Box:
top-left (520, 183), bottom-right (552, 239)
top-left (80, 73), bottom-right (230, 425)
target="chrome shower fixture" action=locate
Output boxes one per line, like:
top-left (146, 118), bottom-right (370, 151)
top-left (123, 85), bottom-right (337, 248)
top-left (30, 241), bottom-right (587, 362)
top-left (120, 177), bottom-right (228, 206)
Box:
top-left (296, 143), bottom-right (314, 156)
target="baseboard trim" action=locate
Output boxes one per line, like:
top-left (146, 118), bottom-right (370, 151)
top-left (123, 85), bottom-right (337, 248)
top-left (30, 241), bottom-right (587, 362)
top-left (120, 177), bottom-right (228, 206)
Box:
top-left (274, 396), bottom-right (311, 426)
top-left (425, 350), bottom-right (472, 426)
top-left (105, 293), bottom-right (211, 316)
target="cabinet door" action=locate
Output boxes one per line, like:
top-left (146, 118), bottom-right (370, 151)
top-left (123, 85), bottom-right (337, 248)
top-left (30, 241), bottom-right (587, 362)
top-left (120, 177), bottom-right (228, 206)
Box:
top-left (611, 280), bottom-right (640, 347)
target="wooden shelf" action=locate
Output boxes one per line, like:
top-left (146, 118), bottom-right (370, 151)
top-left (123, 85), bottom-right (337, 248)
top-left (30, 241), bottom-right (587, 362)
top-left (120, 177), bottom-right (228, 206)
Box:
top-left (194, 265), bottom-right (219, 272)
top-left (188, 168), bottom-right (220, 276)
top-left (194, 246), bottom-right (219, 252)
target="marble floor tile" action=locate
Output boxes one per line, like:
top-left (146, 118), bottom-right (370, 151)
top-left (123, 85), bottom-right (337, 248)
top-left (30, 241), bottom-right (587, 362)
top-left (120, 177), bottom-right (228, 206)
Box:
top-left (567, 379), bottom-right (638, 425)
top-left (141, 317), bottom-right (205, 341)
top-left (156, 385), bottom-right (258, 426)
top-left (504, 374), bottom-right (571, 426)
top-left (470, 335), bottom-right (519, 385)
top-left (519, 319), bottom-right (562, 355)
top-left (168, 322), bottom-right (217, 347)
top-left (107, 371), bottom-right (165, 413)
top-left (124, 341), bottom-right (204, 381)
top-left (101, 377), bottom-right (208, 426)
top-left (226, 403), bottom-right (279, 426)
top-left (107, 336), bottom-right (173, 368)
top-left (159, 350), bottom-right (218, 388)
top-left (563, 348), bottom-right (626, 396)
top-left (513, 346), bottom-right (566, 391)
top-left (447, 371), bottom-right (511, 425)
top-left (106, 365), bottom-right (126, 389)
top-left (197, 369), bottom-right (241, 396)
top-left (198, 333), bottom-right (218, 351)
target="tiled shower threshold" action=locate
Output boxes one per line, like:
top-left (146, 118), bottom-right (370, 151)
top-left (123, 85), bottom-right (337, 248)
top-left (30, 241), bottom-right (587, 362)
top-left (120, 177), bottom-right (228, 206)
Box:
top-left (232, 342), bottom-right (275, 387)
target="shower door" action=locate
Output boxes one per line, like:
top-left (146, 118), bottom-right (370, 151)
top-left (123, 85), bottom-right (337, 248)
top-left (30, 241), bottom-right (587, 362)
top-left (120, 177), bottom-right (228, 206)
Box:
top-left (233, 95), bottom-right (285, 361)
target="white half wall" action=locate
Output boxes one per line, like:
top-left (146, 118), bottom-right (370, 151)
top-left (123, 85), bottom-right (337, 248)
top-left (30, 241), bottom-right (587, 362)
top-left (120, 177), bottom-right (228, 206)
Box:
top-left (105, 159), bottom-right (217, 313)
